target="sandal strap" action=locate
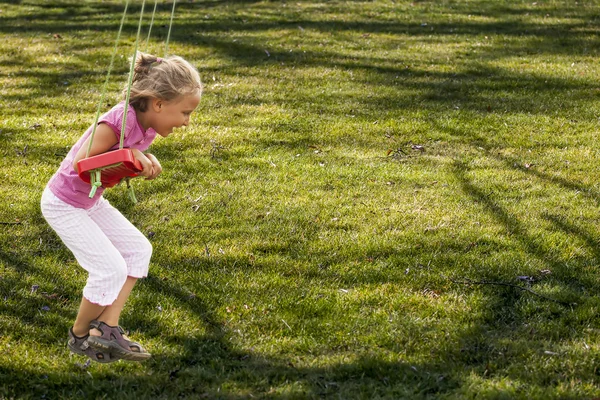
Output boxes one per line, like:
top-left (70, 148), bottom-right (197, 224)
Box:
top-left (125, 340), bottom-right (147, 353)
top-left (90, 320), bottom-right (132, 352)
top-left (69, 326), bottom-right (116, 362)
top-left (68, 328), bottom-right (90, 351)
top-left (90, 320), bottom-right (126, 334)
top-left (89, 320), bottom-right (150, 355)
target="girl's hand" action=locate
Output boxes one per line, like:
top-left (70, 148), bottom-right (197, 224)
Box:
top-left (144, 153), bottom-right (162, 180)
top-left (131, 148), bottom-right (155, 179)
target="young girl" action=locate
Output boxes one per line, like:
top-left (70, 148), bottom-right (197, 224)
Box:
top-left (41, 52), bottom-right (202, 362)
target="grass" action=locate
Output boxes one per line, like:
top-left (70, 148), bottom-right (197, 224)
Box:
top-left (2, 0), bottom-right (600, 398)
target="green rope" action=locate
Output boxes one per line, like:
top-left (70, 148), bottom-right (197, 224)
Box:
top-left (144, 0), bottom-right (159, 53)
top-left (126, 177), bottom-right (138, 203)
top-left (87, 0), bottom-right (176, 153)
top-left (83, 1), bottom-right (178, 202)
top-left (120, 0), bottom-right (147, 149)
top-left (165, 0), bottom-right (177, 56)
top-left (116, 0), bottom-right (148, 203)
top-left (88, 170), bottom-right (102, 198)
top-left (85, 0), bottom-right (129, 158)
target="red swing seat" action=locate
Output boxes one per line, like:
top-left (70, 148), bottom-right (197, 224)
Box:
top-left (77, 148), bottom-right (142, 189)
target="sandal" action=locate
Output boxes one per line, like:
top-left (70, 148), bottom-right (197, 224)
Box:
top-left (68, 327), bottom-right (118, 363)
top-left (87, 320), bottom-right (151, 361)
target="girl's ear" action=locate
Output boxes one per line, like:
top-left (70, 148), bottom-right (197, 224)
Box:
top-left (151, 98), bottom-right (162, 113)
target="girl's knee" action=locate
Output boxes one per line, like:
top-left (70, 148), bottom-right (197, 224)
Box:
top-left (138, 235), bottom-right (153, 263)
top-left (106, 260), bottom-right (129, 287)
top-left (127, 234), bottom-right (152, 275)
top-left (124, 235), bottom-right (152, 277)
top-left (84, 258), bottom-right (128, 305)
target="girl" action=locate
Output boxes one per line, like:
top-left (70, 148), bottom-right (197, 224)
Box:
top-left (41, 53), bottom-right (202, 362)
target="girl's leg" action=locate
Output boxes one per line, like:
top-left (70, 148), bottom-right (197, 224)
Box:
top-left (87, 276), bottom-right (151, 360)
top-left (94, 276), bottom-right (137, 328)
top-left (41, 188), bottom-right (129, 313)
top-left (73, 298), bottom-right (105, 337)
top-left (87, 197), bottom-right (152, 330)
top-left (42, 189), bottom-right (151, 357)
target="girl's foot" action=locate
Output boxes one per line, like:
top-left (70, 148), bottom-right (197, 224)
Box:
top-left (68, 327), bottom-right (119, 363)
top-left (87, 320), bottom-right (151, 361)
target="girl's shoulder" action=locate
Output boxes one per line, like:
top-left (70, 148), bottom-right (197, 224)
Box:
top-left (99, 102), bottom-right (138, 137)
top-left (97, 102), bottom-right (122, 127)
top-left (101, 101), bottom-right (127, 122)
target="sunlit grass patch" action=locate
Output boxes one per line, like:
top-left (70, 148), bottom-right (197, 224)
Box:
top-left (2, 0), bottom-right (600, 398)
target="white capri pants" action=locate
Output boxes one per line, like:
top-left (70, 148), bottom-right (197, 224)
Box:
top-left (41, 188), bottom-right (152, 306)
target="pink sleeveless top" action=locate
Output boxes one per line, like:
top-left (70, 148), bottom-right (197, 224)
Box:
top-left (47, 102), bottom-right (157, 209)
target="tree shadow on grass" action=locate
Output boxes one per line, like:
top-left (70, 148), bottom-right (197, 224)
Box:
top-left (1, 217), bottom-right (599, 398)
top-left (2, 1), bottom-right (600, 107)
top-left (428, 116), bottom-right (600, 207)
top-left (0, 356), bottom-right (463, 399)
top-left (450, 158), bottom-right (591, 294)
top-left (542, 212), bottom-right (600, 262)
top-left (413, 159), bottom-right (600, 390)
top-left (3, 1), bottom-right (598, 54)
top-left (0, 248), bottom-right (463, 398)
top-left (0, 257), bottom-right (467, 399)
top-left (3, 248), bottom-right (596, 398)
top-left (0, 248), bottom-right (80, 343)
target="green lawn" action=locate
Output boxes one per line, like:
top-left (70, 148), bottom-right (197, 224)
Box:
top-left (2, 0), bottom-right (600, 398)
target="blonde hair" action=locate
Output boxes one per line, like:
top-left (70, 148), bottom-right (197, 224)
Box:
top-left (124, 52), bottom-right (203, 112)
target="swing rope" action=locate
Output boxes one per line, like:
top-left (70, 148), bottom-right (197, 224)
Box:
top-left (85, 0), bottom-right (130, 198)
top-left (165, 0), bottom-right (177, 56)
top-left (85, 0), bottom-right (129, 160)
top-left (121, 0), bottom-right (147, 151)
top-left (84, 0), bottom-right (177, 202)
top-left (119, 0), bottom-right (148, 202)
top-left (144, 0), bottom-right (159, 53)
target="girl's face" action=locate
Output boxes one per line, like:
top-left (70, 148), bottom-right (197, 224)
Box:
top-left (152, 92), bottom-right (201, 137)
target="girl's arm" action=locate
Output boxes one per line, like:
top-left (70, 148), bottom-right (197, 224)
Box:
top-left (143, 153), bottom-right (162, 180)
top-left (130, 149), bottom-right (160, 180)
top-left (72, 122), bottom-right (159, 179)
top-left (72, 123), bottom-right (119, 173)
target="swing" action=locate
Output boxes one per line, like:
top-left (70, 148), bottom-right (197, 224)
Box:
top-left (77, 148), bottom-right (142, 189)
top-left (76, 0), bottom-right (177, 202)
